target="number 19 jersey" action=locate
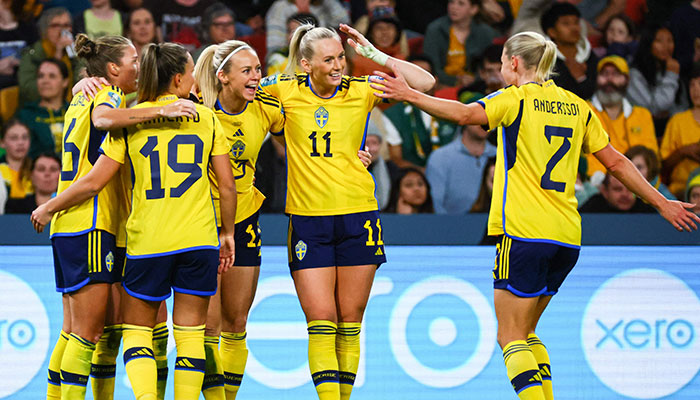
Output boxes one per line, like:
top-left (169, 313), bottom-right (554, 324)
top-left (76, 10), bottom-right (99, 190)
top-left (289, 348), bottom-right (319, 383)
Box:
top-left (478, 80), bottom-right (609, 247)
top-left (260, 73), bottom-right (382, 216)
top-left (101, 95), bottom-right (230, 257)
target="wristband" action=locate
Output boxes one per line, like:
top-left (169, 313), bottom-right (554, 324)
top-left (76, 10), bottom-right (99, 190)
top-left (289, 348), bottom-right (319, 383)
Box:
top-left (356, 43), bottom-right (389, 66)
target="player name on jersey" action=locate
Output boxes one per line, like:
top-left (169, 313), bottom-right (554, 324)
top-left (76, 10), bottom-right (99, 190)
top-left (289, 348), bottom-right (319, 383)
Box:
top-left (533, 99), bottom-right (580, 116)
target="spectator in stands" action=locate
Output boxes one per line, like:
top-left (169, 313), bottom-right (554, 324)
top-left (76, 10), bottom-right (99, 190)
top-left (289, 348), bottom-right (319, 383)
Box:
top-left (670, 0), bottom-right (700, 77)
top-left (354, 0), bottom-right (409, 56)
top-left (628, 25), bottom-right (688, 130)
top-left (350, 6), bottom-right (407, 77)
top-left (579, 173), bottom-right (656, 213)
top-left (266, 12), bottom-right (318, 75)
top-left (625, 145), bottom-right (675, 199)
top-left (125, 7), bottom-right (160, 57)
top-left (18, 7), bottom-right (82, 105)
top-left (16, 59), bottom-right (68, 159)
top-left (265, 0), bottom-right (349, 55)
top-left (426, 120), bottom-right (496, 214)
top-left (365, 127), bottom-right (398, 210)
top-left (585, 56), bottom-right (657, 178)
top-left (0, 119), bottom-right (32, 200)
top-left (384, 167), bottom-right (434, 214)
top-left (383, 55), bottom-right (456, 170)
top-left (192, 2), bottom-right (237, 61)
top-left (5, 152), bottom-right (59, 213)
top-left (457, 44), bottom-right (504, 103)
top-left (660, 65), bottom-right (700, 199)
top-left (74, 0), bottom-right (125, 39)
top-left (469, 156), bottom-right (495, 213)
top-left (541, 2), bottom-right (598, 100)
top-left (575, 157), bottom-right (599, 206)
top-left (594, 13), bottom-right (637, 60)
top-left (145, 0), bottom-right (216, 53)
top-left (686, 168), bottom-right (700, 214)
top-left (0, 0), bottom-right (39, 89)
top-left (423, 0), bottom-right (498, 89)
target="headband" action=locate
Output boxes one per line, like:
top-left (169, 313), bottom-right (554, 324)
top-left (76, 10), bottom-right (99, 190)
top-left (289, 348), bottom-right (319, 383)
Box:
top-left (216, 45), bottom-right (252, 75)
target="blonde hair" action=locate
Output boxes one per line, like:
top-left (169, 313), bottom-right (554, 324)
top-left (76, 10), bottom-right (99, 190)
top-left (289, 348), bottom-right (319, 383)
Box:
top-left (286, 23), bottom-right (341, 75)
top-left (194, 40), bottom-right (257, 109)
top-left (138, 42), bottom-right (189, 103)
top-left (504, 31), bottom-right (557, 82)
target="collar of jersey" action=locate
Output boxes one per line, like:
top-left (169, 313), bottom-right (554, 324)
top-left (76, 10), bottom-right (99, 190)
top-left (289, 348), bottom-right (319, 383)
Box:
top-left (307, 77), bottom-right (339, 99)
top-left (156, 94), bottom-right (179, 103)
top-left (215, 98), bottom-right (249, 115)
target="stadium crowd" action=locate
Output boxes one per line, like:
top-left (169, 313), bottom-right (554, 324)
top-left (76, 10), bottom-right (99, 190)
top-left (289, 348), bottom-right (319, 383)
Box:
top-left (1, 0), bottom-right (700, 216)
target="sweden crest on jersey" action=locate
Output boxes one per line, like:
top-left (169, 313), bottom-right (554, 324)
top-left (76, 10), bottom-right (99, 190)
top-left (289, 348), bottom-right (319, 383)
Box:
top-left (231, 140), bottom-right (245, 159)
top-left (315, 106), bottom-right (329, 128)
top-left (105, 251), bottom-right (114, 272)
top-left (295, 240), bottom-right (307, 260)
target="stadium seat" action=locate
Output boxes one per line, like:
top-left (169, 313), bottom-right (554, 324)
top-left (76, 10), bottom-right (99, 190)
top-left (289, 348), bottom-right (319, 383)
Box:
top-left (0, 86), bottom-right (19, 123)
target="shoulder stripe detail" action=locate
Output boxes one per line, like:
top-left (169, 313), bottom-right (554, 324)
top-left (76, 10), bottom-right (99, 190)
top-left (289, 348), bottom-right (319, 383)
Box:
top-left (586, 111), bottom-right (592, 126)
top-left (254, 95), bottom-right (281, 108)
top-left (254, 90), bottom-right (280, 104)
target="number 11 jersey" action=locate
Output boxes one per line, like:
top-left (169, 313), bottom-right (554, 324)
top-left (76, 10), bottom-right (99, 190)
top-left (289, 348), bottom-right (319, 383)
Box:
top-left (478, 80), bottom-right (609, 247)
top-left (101, 94), bottom-right (230, 257)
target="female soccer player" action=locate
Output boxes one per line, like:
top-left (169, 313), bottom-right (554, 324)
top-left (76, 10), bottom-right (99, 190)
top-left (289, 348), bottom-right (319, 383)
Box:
top-left (369, 31), bottom-right (700, 400)
top-left (32, 42), bottom-right (237, 400)
top-left (259, 23), bottom-right (434, 400)
top-left (38, 33), bottom-right (197, 400)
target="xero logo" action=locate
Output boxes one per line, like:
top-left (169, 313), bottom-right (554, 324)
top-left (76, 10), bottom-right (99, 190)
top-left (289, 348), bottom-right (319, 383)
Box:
top-left (0, 270), bottom-right (50, 398)
top-left (582, 269), bottom-right (700, 399)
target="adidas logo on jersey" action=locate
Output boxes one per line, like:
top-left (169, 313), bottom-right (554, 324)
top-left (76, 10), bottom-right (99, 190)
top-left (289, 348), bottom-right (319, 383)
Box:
top-left (233, 128), bottom-right (244, 137)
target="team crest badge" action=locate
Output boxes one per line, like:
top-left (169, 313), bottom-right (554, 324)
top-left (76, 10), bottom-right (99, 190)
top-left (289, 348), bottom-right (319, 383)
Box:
top-left (105, 251), bottom-right (114, 272)
top-left (295, 240), bottom-right (307, 260)
top-left (314, 106), bottom-right (329, 128)
top-left (231, 140), bottom-right (245, 159)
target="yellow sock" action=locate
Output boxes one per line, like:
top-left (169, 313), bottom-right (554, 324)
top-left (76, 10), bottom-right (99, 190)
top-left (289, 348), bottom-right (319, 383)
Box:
top-left (152, 322), bottom-right (169, 400)
top-left (336, 322), bottom-right (361, 400)
top-left (173, 324), bottom-right (206, 400)
top-left (528, 334), bottom-right (553, 400)
top-left (220, 331), bottom-right (248, 400)
top-left (60, 333), bottom-right (96, 400)
top-left (91, 324), bottom-right (122, 400)
top-left (47, 330), bottom-right (69, 400)
top-left (123, 324), bottom-right (157, 400)
top-left (308, 320), bottom-right (340, 400)
top-left (202, 335), bottom-right (225, 399)
top-left (503, 340), bottom-right (545, 400)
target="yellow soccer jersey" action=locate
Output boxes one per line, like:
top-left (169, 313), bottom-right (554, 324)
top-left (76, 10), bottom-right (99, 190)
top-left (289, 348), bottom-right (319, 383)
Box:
top-left (50, 86), bottom-right (129, 238)
top-left (209, 90), bottom-right (284, 225)
top-left (259, 73), bottom-right (382, 216)
top-left (478, 80), bottom-right (609, 247)
top-left (101, 95), bottom-right (230, 257)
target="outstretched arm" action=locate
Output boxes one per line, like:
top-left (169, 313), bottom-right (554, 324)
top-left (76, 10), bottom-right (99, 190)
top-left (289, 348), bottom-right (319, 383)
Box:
top-left (340, 24), bottom-right (435, 93)
top-left (594, 144), bottom-right (700, 231)
top-left (91, 100), bottom-right (198, 130)
top-left (369, 66), bottom-right (488, 126)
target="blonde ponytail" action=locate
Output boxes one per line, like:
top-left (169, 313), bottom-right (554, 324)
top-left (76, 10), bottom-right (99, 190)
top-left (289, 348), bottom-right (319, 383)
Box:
top-left (285, 23), bottom-right (341, 75)
top-left (193, 40), bottom-right (257, 108)
top-left (504, 31), bottom-right (557, 82)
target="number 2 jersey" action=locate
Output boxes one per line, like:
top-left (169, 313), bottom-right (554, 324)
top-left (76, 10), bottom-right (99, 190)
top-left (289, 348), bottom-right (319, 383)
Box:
top-left (208, 91), bottom-right (284, 225)
top-left (50, 86), bottom-right (129, 241)
top-left (101, 94), bottom-right (230, 257)
top-left (478, 80), bottom-right (609, 247)
top-left (260, 73), bottom-right (382, 216)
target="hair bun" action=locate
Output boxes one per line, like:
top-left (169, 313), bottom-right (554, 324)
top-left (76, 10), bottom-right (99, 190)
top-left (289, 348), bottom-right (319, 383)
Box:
top-left (75, 33), bottom-right (97, 59)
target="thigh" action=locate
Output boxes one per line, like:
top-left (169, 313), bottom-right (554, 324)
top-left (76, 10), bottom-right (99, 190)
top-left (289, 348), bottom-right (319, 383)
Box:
top-left (335, 264), bottom-right (377, 323)
top-left (69, 282), bottom-right (111, 340)
top-left (122, 293), bottom-right (160, 328)
top-left (172, 249), bottom-right (219, 297)
top-left (234, 211), bottom-right (262, 267)
top-left (288, 215), bottom-right (335, 270)
top-left (220, 266), bottom-right (260, 331)
top-left (292, 267), bottom-right (338, 323)
top-left (335, 211), bottom-right (386, 267)
top-left (104, 283), bottom-right (123, 325)
top-left (493, 236), bottom-right (555, 297)
top-left (205, 275), bottom-right (222, 337)
top-left (61, 294), bottom-right (71, 333)
top-left (173, 292), bottom-right (211, 327)
top-left (493, 289), bottom-right (541, 347)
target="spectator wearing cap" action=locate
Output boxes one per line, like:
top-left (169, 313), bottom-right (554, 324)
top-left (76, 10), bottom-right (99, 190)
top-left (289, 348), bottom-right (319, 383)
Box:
top-left (685, 168), bottom-right (700, 214)
top-left (364, 123), bottom-right (399, 209)
top-left (541, 2), bottom-right (598, 100)
top-left (353, 0), bottom-right (409, 56)
top-left (349, 6), bottom-right (407, 77)
top-left (585, 55), bottom-right (657, 178)
top-left (265, 0), bottom-right (349, 55)
top-left (660, 65), bottom-right (700, 199)
top-left (423, 0), bottom-right (498, 88)
top-left (266, 12), bottom-right (318, 76)
top-left (192, 2), bottom-right (237, 61)
top-left (425, 103), bottom-right (497, 214)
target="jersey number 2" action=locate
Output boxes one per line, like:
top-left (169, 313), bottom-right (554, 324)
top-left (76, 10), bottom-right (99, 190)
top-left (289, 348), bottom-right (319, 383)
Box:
top-left (540, 125), bottom-right (572, 193)
top-left (140, 134), bottom-right (204, 199)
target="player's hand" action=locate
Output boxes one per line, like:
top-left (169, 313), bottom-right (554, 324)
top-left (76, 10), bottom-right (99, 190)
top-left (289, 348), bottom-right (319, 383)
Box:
top-left (218, 233), bottom-right (235, 274)
top-left (30, 203), bottom-right (53, 233)
top-left (358, 147), bottom-right (372, 168)
top-left (73, 77), bottom-right (109, 99)
top-left (658, 200), bottom-right (700, 232)
top-left (370, 64), bottom-right (412, 101)
top-left (341, 23), bottom-right (389, 66)
top-left (159, 99), bottom-right (197, 118)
